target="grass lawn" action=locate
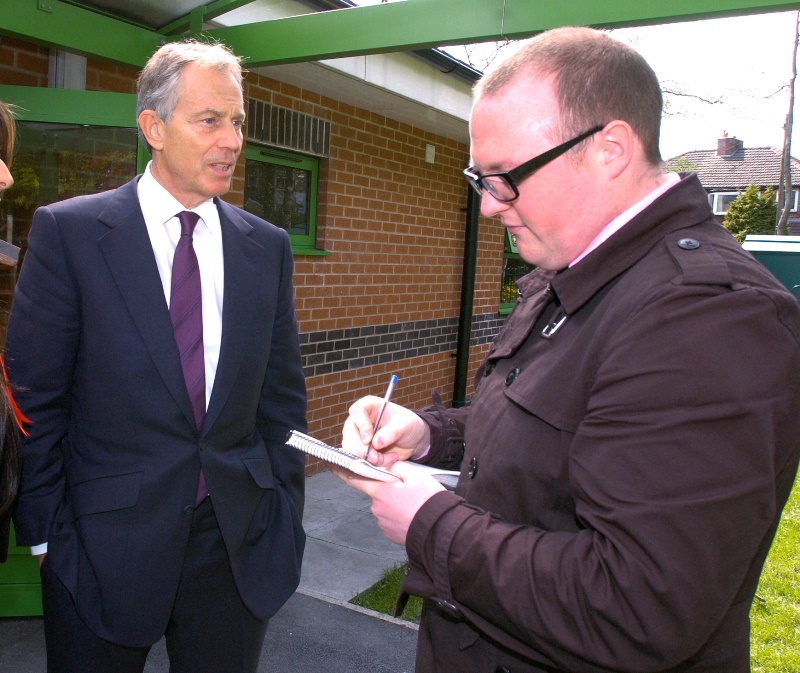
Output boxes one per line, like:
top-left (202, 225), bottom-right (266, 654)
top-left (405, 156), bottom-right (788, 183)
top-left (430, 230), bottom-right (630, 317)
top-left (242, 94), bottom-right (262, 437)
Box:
top-left (750, 476), bottom-right (800, 672)
top-left (352, 477), bottom-right (800, 670)
top-left (351, 563), bottom-right (423, 623)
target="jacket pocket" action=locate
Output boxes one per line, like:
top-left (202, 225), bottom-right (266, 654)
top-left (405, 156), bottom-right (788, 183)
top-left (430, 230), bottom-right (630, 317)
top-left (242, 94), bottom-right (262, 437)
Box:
top-left (70, 471), bottom-right (143, 517)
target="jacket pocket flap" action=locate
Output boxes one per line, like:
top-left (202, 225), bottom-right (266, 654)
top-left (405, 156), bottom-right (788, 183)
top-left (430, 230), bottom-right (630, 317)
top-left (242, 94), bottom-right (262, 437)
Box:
top-left (71, 471), bottom-right (143, 517)
top-left (243, 457), bottom-right (275, 489)
top-left (505, 366), bottom-right (581, 434)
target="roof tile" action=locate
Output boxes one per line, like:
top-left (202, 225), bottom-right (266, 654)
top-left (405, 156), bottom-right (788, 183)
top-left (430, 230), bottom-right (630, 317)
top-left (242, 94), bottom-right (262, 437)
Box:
top-left (664, 145), bottom-right (800, 190)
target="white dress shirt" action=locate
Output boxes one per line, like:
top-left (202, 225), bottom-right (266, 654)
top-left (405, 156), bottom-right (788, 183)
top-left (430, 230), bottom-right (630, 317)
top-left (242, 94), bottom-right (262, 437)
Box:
top-left (138, 162), bottom-right (225, 408)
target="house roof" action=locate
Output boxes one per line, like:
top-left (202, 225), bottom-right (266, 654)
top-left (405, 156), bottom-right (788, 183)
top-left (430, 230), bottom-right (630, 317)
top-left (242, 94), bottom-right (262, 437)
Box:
top-left (664, 144), bottom-right (800, 191)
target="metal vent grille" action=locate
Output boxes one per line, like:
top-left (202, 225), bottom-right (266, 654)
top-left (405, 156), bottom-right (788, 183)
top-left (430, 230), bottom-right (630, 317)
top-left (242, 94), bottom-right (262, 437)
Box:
top-left (246, 100), bottom-right (330, 158)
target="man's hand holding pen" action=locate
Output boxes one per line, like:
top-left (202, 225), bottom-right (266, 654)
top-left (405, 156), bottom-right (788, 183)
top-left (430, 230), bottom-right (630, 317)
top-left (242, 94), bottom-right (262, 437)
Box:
top-left (336, 378), bottom-right (445, 546)
top-left (343, 396), bottom-right (430, 466)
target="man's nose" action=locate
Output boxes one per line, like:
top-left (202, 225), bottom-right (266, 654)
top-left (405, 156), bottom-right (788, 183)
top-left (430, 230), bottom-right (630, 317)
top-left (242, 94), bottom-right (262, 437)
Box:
top-left (218, 122), bottom-right (243, 151)
top-left (479, 189), bottom-right (511, 218)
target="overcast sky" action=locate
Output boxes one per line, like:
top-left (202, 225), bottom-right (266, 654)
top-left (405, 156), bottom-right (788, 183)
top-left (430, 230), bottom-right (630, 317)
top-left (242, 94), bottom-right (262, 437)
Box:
top-left (351, 3), bottom-right (800, 161)
top-left (612, 12), bottom-right (799, 160)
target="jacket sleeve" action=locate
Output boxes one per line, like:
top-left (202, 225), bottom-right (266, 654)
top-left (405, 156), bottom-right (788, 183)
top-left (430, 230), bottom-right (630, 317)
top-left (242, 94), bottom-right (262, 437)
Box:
top-left (403, 281), bottom-right (800, 672)
top-left (255, 229), bottom-right (307, 519)
top-left (414, 392), bottom-right (469, 470)
top-left (6, 207), bottom-right (79, 547)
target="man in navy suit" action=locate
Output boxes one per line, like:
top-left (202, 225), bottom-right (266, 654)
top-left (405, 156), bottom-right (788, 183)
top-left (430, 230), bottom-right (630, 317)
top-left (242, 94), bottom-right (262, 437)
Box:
top-left (4, 39), bottom-right (307, 673)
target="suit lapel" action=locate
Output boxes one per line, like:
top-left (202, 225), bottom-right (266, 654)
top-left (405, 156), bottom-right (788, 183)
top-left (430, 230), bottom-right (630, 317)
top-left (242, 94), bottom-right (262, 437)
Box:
top-left (96, 178), bottom-right (197, 430)
top-left (203, 200), bottom-right (261, 432)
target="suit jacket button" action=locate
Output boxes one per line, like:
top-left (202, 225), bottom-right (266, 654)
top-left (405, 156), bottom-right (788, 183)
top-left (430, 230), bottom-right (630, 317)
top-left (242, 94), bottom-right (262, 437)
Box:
top-left (183, 505), bottom-right (195, 515)
top-left (468, 456), bottom-right (478, 478)
top-left (505, 367), bottom-right (520, 385)
top-left (484, 361), bottom-right (496, 376)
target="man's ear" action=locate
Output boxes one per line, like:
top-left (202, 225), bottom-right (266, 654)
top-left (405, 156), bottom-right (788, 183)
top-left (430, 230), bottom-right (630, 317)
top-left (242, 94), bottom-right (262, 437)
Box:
top-left (138, 110), bottom-right (165, 152)
top-left (596, 120), bottom-right (634, 179)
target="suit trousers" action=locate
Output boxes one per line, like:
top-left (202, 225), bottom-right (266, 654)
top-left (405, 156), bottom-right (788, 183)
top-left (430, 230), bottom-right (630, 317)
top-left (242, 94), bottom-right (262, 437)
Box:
top-left (41, 497), bottom-right (269, 673)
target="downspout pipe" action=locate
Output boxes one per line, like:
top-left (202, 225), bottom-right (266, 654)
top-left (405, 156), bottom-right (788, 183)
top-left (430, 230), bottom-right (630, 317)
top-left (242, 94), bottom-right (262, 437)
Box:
top-left (452, 187), bottom-right (481, 408)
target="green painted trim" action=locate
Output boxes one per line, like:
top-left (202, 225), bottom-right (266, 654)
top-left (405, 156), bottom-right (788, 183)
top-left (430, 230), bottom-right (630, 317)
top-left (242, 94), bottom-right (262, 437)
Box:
top-left (0, 85), bottom-right (135, 125)
top-left (0, 0), bottom-right (161, 68)
top-left (0, 525), bottom-right (43, 617)
top-left (160, 0), bottom-right (260, 36)
top-left (3, 0), bottom-right (800, 69)
top-left (208, 0), bottom-right (800, 67)
top-left (0, 584), bottom-right (43, 617)
top-left (292, 247), bottom-right (330, 257)
top-left (0, 84), bottom-right (150, 174)
top-left (244, 144), bottom-right (323, 254)
top-left (505, 229), bottom-right (519, 255)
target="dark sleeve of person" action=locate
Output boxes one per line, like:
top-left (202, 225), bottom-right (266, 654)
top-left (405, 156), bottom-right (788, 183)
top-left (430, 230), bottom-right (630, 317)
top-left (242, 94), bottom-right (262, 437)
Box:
top-left (255, 229), bottom-right (307, 519)
top-left (414, 392), bottom-right (469, 470)
top-left (5, 206), bottom-right (78, 547)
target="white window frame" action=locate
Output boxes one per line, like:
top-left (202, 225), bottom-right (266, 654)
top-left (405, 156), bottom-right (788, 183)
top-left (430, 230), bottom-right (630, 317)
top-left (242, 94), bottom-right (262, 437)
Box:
top-left (777, 189), bottom-right (799, 213)
top-left (708, 192), bottom-right (740, 215)
top-left (709, 189), bottom-right (799, 216)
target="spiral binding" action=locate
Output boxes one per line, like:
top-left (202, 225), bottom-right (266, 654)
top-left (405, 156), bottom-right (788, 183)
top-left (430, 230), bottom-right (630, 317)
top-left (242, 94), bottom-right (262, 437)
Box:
top-left (286, 430), bottom-right (362, 470)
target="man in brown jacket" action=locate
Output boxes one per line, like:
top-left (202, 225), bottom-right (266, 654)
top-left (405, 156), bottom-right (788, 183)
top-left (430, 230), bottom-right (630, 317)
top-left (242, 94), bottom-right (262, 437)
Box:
top-left (338, 27), bottom-right (800, 673)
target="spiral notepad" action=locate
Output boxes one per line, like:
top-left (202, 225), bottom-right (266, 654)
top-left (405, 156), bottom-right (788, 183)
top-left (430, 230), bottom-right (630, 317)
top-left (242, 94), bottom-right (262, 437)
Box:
top-left (286, 430), bottom-right (459, 490)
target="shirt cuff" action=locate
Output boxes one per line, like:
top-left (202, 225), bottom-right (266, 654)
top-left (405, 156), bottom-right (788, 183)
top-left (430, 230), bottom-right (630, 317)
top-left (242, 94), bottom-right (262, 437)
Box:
top-left (30, 543), bottom-right (48, 555)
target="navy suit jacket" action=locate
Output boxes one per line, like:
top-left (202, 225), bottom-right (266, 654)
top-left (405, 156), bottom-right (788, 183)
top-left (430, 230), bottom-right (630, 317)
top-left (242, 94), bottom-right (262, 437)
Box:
top-left (5, 177), bottom-right (307, 647)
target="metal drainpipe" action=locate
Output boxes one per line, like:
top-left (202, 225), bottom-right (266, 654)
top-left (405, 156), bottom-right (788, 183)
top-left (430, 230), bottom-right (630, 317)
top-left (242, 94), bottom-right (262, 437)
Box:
top-left (452, 187), bottom-right (481, 408)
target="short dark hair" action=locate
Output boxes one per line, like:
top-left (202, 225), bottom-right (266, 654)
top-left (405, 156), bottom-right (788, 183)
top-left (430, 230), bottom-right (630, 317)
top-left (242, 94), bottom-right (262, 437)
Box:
top-left (476, 27), bottom-right (663, 165)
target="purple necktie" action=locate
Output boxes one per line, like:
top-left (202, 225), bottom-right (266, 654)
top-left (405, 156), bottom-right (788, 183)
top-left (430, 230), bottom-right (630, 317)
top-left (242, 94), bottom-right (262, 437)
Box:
top-left (170, 211), bottom-right (208, 503)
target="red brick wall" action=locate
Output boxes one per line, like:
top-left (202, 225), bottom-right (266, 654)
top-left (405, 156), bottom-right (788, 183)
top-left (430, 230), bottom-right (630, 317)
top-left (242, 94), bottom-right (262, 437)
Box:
top-left (0, 38), bottom-right (138, 91)
top-left (0, 37), bottom-right (49, 86)
top-left (242, 71), bottom-right (502, 472)
top-left (86, 59), bottom-right (138, 94)
top-left (1, 40), bottom-right (505, 474)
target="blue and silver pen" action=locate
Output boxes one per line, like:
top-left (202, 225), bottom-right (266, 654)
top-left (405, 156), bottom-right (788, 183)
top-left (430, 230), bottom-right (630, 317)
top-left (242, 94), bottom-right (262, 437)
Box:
top-left (367, 374), bottom-right (398, 459)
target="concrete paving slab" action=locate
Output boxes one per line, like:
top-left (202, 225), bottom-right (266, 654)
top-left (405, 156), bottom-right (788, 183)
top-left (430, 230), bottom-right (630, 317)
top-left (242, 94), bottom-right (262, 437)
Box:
top-left (301, 490), bottom-right (367, 534)
top-left (298, 536), bottom-right (400, 602)
top-left (310, 508), bottom-right (407, 562)
top-left (304, 471), bottom-right (371, 510)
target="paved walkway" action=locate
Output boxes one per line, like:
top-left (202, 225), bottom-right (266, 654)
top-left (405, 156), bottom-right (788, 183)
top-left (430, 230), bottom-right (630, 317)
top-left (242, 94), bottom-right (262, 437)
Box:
top-left (0, 471), bottom-right (419, 672)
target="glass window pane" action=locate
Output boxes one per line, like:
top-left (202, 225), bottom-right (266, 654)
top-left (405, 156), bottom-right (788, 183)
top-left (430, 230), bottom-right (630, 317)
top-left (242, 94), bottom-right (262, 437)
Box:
top-left (500, 257), bottom-right (534, 305)
top-left (244, 159), bottom-right (310, 236)
top-left (0, 122), bottom-right (138, 346)
top-left (718, 193), bottom-right (738, 213)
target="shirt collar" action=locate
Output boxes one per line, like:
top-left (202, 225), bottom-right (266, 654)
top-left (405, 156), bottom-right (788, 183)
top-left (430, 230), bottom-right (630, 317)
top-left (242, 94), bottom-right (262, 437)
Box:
top-left (137, 162), bottom-right (220, 236)
top-left (569, 172), bottom-right (681, 268)
top-left (525, 173), bottom-right (713, 314)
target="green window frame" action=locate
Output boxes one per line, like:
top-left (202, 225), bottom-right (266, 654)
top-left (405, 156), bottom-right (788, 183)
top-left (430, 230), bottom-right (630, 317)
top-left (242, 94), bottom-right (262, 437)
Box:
top-left (0, 85), bottom-right (147, 171)
top-left (500, 230), bottom-right (533, 315)
top-left (244, 144), bottom-right (325, 255)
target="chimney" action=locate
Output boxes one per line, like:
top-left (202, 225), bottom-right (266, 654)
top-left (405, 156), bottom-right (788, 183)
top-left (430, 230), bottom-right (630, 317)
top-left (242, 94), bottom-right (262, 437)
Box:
top-left (717, 132), bottom-right (743, 157)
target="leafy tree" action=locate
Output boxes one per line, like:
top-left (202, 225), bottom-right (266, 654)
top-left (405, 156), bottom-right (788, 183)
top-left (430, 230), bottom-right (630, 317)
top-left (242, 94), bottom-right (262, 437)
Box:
top-left (722, 184), bottom-right (777, 243)
top-left (662, 156), bottom-right (698, 173)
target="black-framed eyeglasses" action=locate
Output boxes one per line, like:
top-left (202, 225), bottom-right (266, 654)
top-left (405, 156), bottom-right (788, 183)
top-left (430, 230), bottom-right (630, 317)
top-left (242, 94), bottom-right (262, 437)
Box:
top-left (463, 124), bottom-right (605, 203)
